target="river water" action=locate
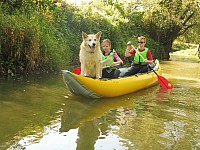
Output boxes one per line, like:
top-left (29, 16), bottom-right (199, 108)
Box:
top-left (0, 54), bottom-right (199, 150)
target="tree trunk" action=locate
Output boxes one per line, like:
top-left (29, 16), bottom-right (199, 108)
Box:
top-left (162, 40), bottom-right (173, 60)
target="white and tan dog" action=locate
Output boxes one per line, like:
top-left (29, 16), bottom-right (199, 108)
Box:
top-left (79, 31), bottom-right (111, 78)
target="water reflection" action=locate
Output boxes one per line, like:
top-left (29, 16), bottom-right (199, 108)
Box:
top-left (0, 74), bottom-right (67, 150)
top-left (60, 97), bottom-right (136, 150)
top-left (159, 120), bottom-right (186, 149)
top-left (11, 96), bottom-right (138, 150)
top-left (155, 88), bottom-right (173, 99)
top-left (76, 121), bottom-right (100, 150)
top-left (2, 54), bottom-right (200, 150)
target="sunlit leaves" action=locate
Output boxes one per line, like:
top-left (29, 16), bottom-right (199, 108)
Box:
top-left (139, 0), bottom-right (200, 58)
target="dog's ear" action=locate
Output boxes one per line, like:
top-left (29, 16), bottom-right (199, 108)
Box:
top-left (96, 31), bottom-right (102, 40)
top-left (82, 31), bottom-right (88, 40)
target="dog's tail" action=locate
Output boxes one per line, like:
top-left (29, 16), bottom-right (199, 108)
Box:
top-left (101, 58), bottom-right (112, 68)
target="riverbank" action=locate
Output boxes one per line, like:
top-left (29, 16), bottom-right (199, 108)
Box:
top-left (172, 42), bottom-right (199, 56)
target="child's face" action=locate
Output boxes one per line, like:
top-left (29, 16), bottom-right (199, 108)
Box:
top-left (102, 42), bottom-right (111, 52)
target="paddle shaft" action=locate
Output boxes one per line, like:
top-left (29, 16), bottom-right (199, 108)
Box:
top-left (131, 45), bottom-right (154, 70)
top-left (133, 46), bottom-right (157, 73)
top-left (131, 45), bottom-right (149, 62)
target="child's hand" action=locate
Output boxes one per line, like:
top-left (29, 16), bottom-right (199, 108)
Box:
top-left (127, 41), bottom-right (132, 46)
top-left (110, 62), bottom-right (117, 67)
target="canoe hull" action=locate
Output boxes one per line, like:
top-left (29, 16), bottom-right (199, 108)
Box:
top-left (62, 60), bottom-right (162, 98)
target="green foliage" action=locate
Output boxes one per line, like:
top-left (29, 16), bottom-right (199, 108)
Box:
top-left (140, 0), bottom-right (200, 58)
top-left (181, 25), bottom-right (200, 44)
top-left (1, 0), bottom-right (199, 75)
top-left (0, 1), bottom-right (72, 75)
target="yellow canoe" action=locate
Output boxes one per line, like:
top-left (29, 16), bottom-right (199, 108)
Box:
top-left (62, 59), bottom-right (162, 98)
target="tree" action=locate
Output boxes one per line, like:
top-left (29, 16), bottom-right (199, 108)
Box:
top-left (141, 0), bottom-right (200, 59)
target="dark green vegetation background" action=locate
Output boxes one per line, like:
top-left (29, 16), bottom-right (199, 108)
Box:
top-left (0, 0), bottom-right (199, 75)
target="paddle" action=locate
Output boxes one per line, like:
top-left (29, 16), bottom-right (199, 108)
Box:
top-left (131, 45), bottom-right (173, 89)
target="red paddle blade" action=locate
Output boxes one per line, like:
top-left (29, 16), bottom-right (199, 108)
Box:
top-left (157, 75), bottom-right (173, 89)
top-left (74, 67), bottom-right (81, 75)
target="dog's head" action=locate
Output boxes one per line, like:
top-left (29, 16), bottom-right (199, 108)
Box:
top-left (82, 31), bottom-right (102, 53)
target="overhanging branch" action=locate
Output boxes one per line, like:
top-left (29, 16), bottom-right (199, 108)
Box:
top-left (177, 24), bottom-right (195, 36)
top-left (182, 12), bottom-right (194, 26)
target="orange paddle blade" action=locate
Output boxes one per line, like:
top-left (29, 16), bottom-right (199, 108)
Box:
top-left (157, 75), bottom-right (173, 89)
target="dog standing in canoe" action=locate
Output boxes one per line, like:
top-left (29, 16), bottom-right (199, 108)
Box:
top-left (79, 31), bottom-right (111, 78)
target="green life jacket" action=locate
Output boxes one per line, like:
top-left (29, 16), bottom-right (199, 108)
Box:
top-left (102, 49), bottom-right (115, 67)
top-left (134, 47), bottom-right (148, 65)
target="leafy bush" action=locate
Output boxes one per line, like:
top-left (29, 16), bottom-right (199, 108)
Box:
top-left (0, 0), bottom-right (171, 76)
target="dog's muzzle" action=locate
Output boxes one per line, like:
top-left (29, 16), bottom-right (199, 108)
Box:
top-left (89, 43), bottom-right (96, 49)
